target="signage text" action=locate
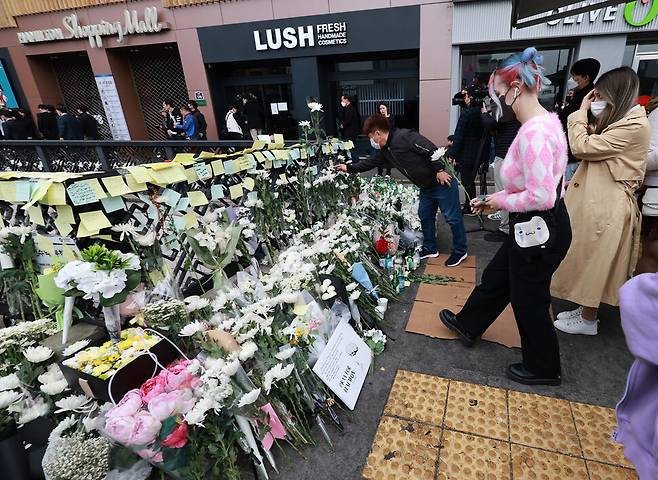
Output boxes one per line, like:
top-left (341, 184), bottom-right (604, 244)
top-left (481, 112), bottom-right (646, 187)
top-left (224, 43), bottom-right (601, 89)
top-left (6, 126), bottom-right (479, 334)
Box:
top-left (254, 22), bottom-right (348, 51)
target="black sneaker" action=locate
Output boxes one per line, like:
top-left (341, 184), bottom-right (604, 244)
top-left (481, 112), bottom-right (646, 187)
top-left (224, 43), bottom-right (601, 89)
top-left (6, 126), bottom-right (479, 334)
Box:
top-left (419, 248), bottom-right (439, 260)
top-left (439, 309), bottom-right (476, 347)
top-left (506, 363), bottom-right (561, 386)
top-left (445, 252), bottom-right (467, 267)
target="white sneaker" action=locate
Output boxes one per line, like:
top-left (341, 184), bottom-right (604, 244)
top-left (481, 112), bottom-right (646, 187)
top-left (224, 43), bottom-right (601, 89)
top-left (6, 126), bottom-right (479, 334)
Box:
top-left (554, 315), bottom-right (598, 335)
top-left (556, 307), bottom-right (583, 321)
top-left (488, 211), bottom-right (502, 221)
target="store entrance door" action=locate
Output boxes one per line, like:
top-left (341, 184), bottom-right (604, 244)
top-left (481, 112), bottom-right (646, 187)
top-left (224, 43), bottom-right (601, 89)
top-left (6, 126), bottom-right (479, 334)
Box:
top-left (633, 53), bottom-right (658, 97)
top-left (224, 83), bottom-right (296, 138)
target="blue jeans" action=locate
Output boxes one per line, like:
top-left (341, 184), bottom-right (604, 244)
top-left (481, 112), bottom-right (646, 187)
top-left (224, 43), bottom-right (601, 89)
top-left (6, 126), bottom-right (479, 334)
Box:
top-left (418, 180), bottom-right (468, 255)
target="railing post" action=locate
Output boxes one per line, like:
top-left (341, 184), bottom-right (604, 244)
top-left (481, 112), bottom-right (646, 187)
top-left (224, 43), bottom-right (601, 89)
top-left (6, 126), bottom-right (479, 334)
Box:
top-left (94, 146), bottom-right (110, 171)
top-left (35, 145), bottom-right (51, 172)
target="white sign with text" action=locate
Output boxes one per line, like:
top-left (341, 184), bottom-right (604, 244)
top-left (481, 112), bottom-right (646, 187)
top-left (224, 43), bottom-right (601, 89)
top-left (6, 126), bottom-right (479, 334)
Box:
top-left (95, 75), bottom-right (130, 141)
top-left (254, 22), bottom-right (348, 51)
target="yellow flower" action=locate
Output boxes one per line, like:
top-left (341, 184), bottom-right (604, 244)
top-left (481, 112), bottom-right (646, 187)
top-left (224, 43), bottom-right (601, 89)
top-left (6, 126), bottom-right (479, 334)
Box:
top-left (92, 364), bottom-right (112, 376)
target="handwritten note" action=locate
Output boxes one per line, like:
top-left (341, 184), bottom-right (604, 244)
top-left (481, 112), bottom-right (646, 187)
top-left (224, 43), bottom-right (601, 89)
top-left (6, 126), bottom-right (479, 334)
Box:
top-left (193, 162), bottom-right (212, 181)
top-left (67, 182), bottom-right (98, 206)
top-left (229, 184), bottom-right (243, 200)
top-left (187, 191), bottom-right (208, 207)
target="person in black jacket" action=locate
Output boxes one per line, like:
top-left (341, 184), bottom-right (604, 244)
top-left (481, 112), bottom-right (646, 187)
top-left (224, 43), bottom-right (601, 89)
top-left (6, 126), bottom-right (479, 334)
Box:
top-left (76, 105), bottom-right (99, 140)
top-left (37, 104), bottom-right (59, 140)
top-left (242, 95), bottom-right (264, 140)
top-left (162, 99), bottom-right (183, 139)
top-left (337, 115), bottom-right (468, 267)
top-left (338, 94), bottom-right (360, 141)
top-left (558, 58), bottom-right (600, 181)
top-left (13, 109), bottom-right (37, 139)
top-left (448, 86), bottom-right (485, 215)
top-left (0, 109), bottom-right (17, 139)
top-left (187, 100), bottom-right (207, 140)
top-left (55, 104), bottom-right (83, 140)
top-left (376, 103), bottom-right (394, 176)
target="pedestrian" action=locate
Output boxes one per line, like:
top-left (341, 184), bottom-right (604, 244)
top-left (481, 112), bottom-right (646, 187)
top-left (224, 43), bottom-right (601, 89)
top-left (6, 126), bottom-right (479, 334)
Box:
top-left (0, 109), bottom-right (17, 139)
top-left (551, 67), bottom-right (650, 335)
top-left (338, 94), bottom-right (360, 141)
top-left (336, 114), bottom-right (469, 267)
top-left (162, 99), bottom-right (182, 139)
top-left (169, 105), bottom-right (199, 140)
top-left (440, 47), bottom-right (572, 386)
top-left (481, 85), bottom-right (522, 242)
top-left (376, 103), bottom-right (393, 176)
top-left (448, 85), bottom-right (485, 215)
top-left (223, 103), bottom-right (244, 140)
top-left (37, 104), bottom-right (59, 140)
top-left (55, 104), bottom-right (83, 140)
top-left (0, 89), bottom-right (8, 108)
top-left (14, 108), bottom-right (37, 139)
top-left (242, 95), bottom-right (264, 140)
top-left (559, 58), bottom-right (601, 181)
top-left (187, 100), bottom-right (207, 140)
top-left (76, 105), bottom-right (99, 140)
top-left (636, 97), bottom-right (658, 275)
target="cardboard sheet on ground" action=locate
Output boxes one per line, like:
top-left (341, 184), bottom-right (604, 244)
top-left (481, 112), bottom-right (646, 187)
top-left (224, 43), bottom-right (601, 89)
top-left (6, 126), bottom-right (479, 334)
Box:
top-left (424, 254), bottom-right (476, 283)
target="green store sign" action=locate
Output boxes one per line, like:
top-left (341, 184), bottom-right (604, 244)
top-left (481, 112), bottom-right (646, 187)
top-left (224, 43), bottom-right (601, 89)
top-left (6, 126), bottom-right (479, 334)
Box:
top-left (624, 1), bottom-right (658, 27)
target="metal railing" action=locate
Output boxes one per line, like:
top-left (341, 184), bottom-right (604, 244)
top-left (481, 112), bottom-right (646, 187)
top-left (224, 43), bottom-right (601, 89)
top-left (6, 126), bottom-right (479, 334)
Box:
top-left (0, 139), bottom-right (299, 173)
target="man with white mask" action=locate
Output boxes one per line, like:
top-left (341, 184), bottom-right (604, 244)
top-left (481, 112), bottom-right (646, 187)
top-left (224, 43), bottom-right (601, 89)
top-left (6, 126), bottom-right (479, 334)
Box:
top-left (559, 58), bottom-right (601, 180)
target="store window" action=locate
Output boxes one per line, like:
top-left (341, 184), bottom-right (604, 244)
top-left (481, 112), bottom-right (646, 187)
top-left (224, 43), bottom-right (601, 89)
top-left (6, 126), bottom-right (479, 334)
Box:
top-left (627, 43), bottom-right (658, 97)
top-left (460, 48), bottom-right (571, 110)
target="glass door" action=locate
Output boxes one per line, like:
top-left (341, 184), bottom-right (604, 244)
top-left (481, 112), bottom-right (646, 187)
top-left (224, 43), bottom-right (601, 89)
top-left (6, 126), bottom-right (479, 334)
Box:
top-left (633, 53), bottom-right (658, 97)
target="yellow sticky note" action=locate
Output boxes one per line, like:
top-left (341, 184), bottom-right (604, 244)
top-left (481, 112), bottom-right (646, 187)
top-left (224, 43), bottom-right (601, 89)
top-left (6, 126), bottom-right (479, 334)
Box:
top-left (173, 153), bottom-right (196, 165)
top-left (61, 244), bottom-right (77, 261)
top-left (28, 206), bottom-right (45, 226)
top-left (278, 174), bottom-right (288, 185)
top-left (243, 177), bottom-right (255, 191)
top-left (44, 183), bottom-right (66, 205)
top-left (25, 180), bottom-right (52, 208)
top-left (252, 140), bottom-right (266, 150)
top-left (150, 165), bottom-right (187, 185)
top-left (293, 304), bottom-right (308, 316)
top-left (36, 234), bottom-right (55, 256)
top-left (197, 151), bottom-right (215, 159)
top-left (187, 191), bottom-right (208, 207)
top-left (56, 205), bottom-right (75, 224)
top-left (102, 176), bottom-right (131, 197)
top-left (54, 217), bottom-right (72, 237)
top-left (80, 179), bottom-right (107, 200)
top-left (273, 134), bottom-right (285, 147)
top-left (211, 160), bottom-right (225, 176)
top-left (229, 184), bottom-right (243, 200)
top-left (148, 269), bottom-right (165, 284)
top-left (76, 222), bottom-right (98, 238)
top-left (184, 212), bottom-right (198, 229)
top-left (125, 174), bottom-right (147, 193)
top-left (253, 151), bottom-right (267, 163)
top-left (79, 211), bottom-right (112, 232)
top-left (0, 182), bottom-right (16, 202)
top-left (127, 167), bottom-right (152, 184)
top-left (184, 168), bottom-right (199, 184)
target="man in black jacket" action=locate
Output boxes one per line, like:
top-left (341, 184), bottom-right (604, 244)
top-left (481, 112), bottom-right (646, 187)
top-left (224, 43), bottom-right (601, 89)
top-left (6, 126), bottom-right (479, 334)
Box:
top-left (558, 58), bottom-right (600, 180)
top-left (337, 115), bottom-right (468, 267)
top-left (338, 94), bottom-right (360, 141)
top-left (55, 104), bottom-right (83, 140)
top-left (187, 100), bottom-right (207, 140)
top-left (37, 104), bottom-right (59, 140)
top-left (242, 96), bottom-right (264, 140)
top-left (162, 99), bottom-right (183, 139)
top-left (76, 105), bottom-right (100, 140)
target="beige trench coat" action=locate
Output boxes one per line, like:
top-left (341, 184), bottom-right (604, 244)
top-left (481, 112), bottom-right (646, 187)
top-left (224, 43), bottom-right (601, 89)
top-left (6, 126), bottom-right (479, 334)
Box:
top-left (551, 106), bottom-right (649, 307)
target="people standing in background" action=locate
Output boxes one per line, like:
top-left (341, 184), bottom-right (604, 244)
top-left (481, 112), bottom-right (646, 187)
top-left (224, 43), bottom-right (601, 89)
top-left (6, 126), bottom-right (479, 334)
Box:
top-left (242, 95), bottom-right (264, 140)
top-left (223, 104), bottom-right (244, 140)
top-left (170, 105), bottom-right (199, 140)
top-left (14, 109), bottom-right (37, 140)
top-left (552, 67), bottom-right (649, 336)
top-left (0, 109), bottom-right (17, 139)
top-left (338, 94), bottom-right (360, 141)
top-left (162, 99), bottom-right (182, 139)
top-left (480, 88), bottom-right (522, 242)
top-left (558, 58), bottom-right (601, 181)
top-left (636, 97), bottom-right (658, 275)
top-left (376, 103), bottom-right (394, 176)
top-left (76, 105), bottom-right (99, 140)
top-left (55, 104), bottom-right (83, 141)
top-left (448, 85), bottom-right (485, 215)
top-left (187, 100), bottom-right (207, 140)
top-left (37, 104), bottom-right (59, 140)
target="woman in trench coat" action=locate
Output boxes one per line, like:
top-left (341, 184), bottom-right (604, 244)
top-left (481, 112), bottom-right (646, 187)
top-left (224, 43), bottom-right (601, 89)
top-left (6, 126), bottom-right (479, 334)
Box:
top-left (551, 67), bottom-right (650, 335)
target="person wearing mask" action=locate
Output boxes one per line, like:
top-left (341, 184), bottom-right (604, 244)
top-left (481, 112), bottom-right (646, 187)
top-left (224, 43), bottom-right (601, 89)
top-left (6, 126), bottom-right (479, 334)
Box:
top-left (336, 115), bottom-right (469, 268)
top-left (169, 105), bottom-right (198, 140)
top-left (480, 88), bottom-right (522, 242)
top-left (551, 67), bottom-right (650, 335)
top-left (440, 48), bottom-right (571, 386)
top-left (637, 97), bottom-right (658, 275)
top-left (187, 100), bottom-right (207, 140)
top-left (55, 104), bottom-right (83, 140)
top-left (338, 94), bottom-right (360, 141)
top-left (448, 85), bottom-right (485, 215)
top-left (76, 105), bottom-right (99, 140)
top-left (242, 96), bottom-right (264, 140)
top-left (13, 109), bottom-right (37, 140)
top-left (224, 104), bottom-right (244, 140)
top-left (37, 104), bottom-right (59, 140)
top-left (376, 103), bottom-right (394, 176)
top-left (559, 58), bottom-right (601, 181)
top-left (161, 99), bottom-right (182, 139)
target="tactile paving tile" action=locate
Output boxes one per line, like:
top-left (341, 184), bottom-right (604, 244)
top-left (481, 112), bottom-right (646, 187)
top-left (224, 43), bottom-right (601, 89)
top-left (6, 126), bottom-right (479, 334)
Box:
top-left (444, 381), bottom-right (509, 441)
top-left (571, 402), bottom-right (633, 467)
top-left (362, 416), bottom-right (441, 480)
top-left (508, 390), bottom-right (581, 455)
top-left (511, 445), bottom-right (588, 479)
top-left (437, 430), bottom-right (511, 479)
top-left (383, 370), bottom-right (448, 425)
top-left (586, 461), bottom-right (638, 480)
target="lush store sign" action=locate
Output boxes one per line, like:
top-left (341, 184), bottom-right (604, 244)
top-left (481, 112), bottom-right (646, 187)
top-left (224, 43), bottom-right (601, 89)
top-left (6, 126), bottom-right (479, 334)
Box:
top-left (253, 22), bottom-right (348, 51)
top-left (16, 7), bottom-right (168, 48)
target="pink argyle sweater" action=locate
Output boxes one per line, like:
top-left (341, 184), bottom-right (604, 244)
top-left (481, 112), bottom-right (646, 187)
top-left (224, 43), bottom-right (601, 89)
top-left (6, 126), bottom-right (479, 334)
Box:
top-left (493, 113), bottom-right (568, 213)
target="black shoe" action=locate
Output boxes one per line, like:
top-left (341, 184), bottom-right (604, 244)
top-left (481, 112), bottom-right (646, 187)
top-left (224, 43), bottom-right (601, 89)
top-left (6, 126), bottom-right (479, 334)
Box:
top-left (445, 252), bottom-right (468, 267)
top-left (439, 309), bottom-right (476, 347)
top-left (419, 248), bottom-right (439, 260)
top-left (506, 363), bottom-right (561, 386)
top-left (484, 231), bottom-right (508, 243)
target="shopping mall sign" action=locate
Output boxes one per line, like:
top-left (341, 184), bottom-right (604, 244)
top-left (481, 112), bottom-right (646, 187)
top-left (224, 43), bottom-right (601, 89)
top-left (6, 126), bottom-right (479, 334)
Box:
top-left (16, 6), bottom-right (169, 48)
top-left (253, 22), bottom-right (348, 51)
top-left (624, 0), bottom-right (658, 26)
top-left (546, 0), bottom-right (658, 28)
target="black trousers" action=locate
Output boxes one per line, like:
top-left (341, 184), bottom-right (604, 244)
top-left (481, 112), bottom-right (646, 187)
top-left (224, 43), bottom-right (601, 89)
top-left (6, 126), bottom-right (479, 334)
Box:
top-left (456, 203), bottom-right (572, 377)
top-left (460, 163), bottom-right (477, 206)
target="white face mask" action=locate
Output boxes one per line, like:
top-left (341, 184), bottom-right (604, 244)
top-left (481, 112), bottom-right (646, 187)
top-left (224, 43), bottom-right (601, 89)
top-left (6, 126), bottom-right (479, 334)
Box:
top-left (590, 100), bottom-right (608, 118)
top-left (370, 138), bottom-right (381, 150)
top-left (341, 100), bottom-right (347, 107)
top-left (567, 78), bottom-right (578, 90)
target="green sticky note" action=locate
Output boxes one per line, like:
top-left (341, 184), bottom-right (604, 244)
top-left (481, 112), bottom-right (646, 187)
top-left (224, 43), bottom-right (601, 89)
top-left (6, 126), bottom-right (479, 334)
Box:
top-left (16, 181), bottom-right (31, 202)
top-left (56, 205), bottom-right (75, 224)
top-left (100, 196), bottom-right (125, 213)
top-left (187, 191), bottom-right (208, 207)
top-left (176, 197), bottom-right (190, 211)
top-left (262, 150), bottom-right (275, 161)
top-left (243, 177), bottom-right (255, 191)
top-left (28, 206), bottom-right (45, 226)
top-left (223, 160), bottom-right (237, 175)
top-left (247, 191), bottom-right (258, 201)
top-left (290, 149), bottom-right (301, 160)
top-left (211, 184), bottom-right (225, 200)
top-left (193, 162), bottom-right (212, 181)
top-left (229, 184), bottom-right (243, 200)
top-left (160, 188), bottom-right (182, 208)
top-left (67, 182), bottom-right (98, 206)
top-left (173, 216), bottom-right (186, 232)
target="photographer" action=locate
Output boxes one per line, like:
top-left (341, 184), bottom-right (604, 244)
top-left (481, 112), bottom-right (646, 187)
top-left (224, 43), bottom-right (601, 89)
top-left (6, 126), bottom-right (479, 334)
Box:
top-left (448, 86), bottom-right (485, 215)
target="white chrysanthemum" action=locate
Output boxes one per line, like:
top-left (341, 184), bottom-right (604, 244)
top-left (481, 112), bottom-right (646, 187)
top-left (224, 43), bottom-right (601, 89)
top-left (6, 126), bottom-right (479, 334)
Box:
top-left (18, 399), bottom-right (49, 424)
top-left (221, 358), bottom-right (240, 377)
top-left (238, 341), bottom-right (258, 362)
top-left (349, 290), bottom-right (361, 301)
top-left (38, 363), bottom-right (65, 385)
top-left (0, 373), bottom-right (20, 392)
top-left (237, 388), bottom-right (261, 408)
top-left (62, 340), bottom-right (90, 357)
top-left (307, 102), bottom-right (323, 112)
top-left (49, 415), bottom-right (77, 440)
top-left (24, 345), bottom-right (53, 363)
top-left (262, 363), bottom-right (295, 393)
top-left (111, 222), bottom-right (136, 241)
top-left (0, 390), bottom-right (22, 408)
top-left (274, 347), bottom-right (297, 361)
top-left (40, 379), bottom-right (69, 396)
top-left (134, 230), bottom-right (156, 247)
top-left (54, 395), bottom-right (92, 413)
top-left (179, 321), bottom-right (206, 337)
top-left (298, 120), bottom-right (311, 127)
top-left (184, 295), bottom-right (211, 313)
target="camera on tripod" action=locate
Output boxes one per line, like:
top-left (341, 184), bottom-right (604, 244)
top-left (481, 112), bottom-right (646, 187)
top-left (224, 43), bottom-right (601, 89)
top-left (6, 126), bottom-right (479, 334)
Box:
top-left (452, 85), bottom-right (490, 110)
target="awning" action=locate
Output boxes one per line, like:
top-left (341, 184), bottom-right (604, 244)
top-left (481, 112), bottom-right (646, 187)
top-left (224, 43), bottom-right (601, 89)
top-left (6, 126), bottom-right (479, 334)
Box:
top-left (511, 0), bottom-right (624, 28)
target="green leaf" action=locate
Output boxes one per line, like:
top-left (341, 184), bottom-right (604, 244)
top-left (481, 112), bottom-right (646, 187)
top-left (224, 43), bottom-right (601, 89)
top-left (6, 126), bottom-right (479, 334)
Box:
top-left (35, 272), bottom-right (65, 306)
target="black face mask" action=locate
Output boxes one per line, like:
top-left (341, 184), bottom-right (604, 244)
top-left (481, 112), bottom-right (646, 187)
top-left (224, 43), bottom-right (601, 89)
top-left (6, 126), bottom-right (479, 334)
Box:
top-left (498, 90), bottom-right (517, 123)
